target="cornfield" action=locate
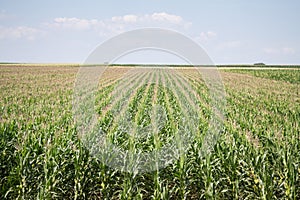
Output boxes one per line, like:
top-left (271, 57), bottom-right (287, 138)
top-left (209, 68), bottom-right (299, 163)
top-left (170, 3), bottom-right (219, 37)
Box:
top-left (0, 65), bottom-right (299, 199)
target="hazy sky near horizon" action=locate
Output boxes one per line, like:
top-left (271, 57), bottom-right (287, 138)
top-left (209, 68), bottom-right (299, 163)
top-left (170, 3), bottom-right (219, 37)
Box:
top-left (0, 0), bottom-right (299, 64)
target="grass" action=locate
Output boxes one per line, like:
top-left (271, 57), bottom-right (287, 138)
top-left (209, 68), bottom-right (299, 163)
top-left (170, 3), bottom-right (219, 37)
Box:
top-left (0, 65), bottom-right (299, 199)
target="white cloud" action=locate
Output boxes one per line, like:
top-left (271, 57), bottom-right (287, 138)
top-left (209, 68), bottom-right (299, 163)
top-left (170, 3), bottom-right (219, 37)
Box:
top-left (45, 12), bottom-right (192, 35)
top-left (263, 47), bottom-right (296, 55)
top-left (196, 31), bottom-right (217, 42)
top-left (111, 12), bottom-right (187, 25)
top-left (112, 15), bottom-right (138, 23)
top-left (46, 17), bottom-right (99, 30)
top-left (150, 12), bottom-right (183, 24)
top-left (0, 26), bottom-right (43, 40)
top-left (0, 12), bottom-right (191, 42)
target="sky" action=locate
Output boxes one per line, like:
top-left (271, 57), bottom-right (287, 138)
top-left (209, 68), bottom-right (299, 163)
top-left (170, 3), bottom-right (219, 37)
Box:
top-left (0, 0), bottom-right (299, 64)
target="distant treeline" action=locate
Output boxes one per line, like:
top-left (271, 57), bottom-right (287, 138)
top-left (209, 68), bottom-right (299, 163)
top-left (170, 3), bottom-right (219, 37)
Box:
top-left (217, 64), bottom-right (300, 68)
top-left (108, 64), bottom-right (300, 68)
top-left (1, 63), bottom-right (300, 68)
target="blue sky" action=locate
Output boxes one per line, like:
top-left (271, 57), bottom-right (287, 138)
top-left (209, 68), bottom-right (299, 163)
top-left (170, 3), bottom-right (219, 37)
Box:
top-left (0, 0), bottom-right (299, 64)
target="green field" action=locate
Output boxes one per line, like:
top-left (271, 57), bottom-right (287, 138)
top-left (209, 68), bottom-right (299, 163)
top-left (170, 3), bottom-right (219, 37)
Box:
top-left (0, 65), bottom-right (299, 199)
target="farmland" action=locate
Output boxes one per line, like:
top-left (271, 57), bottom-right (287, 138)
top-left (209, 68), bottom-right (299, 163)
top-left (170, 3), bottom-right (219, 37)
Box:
top-left (0, 65), bottom-right (299, 199)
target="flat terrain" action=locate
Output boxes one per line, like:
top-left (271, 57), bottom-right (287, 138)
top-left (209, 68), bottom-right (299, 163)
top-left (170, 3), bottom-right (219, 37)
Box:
top-left (0, 65), bottom-right (299, 199)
